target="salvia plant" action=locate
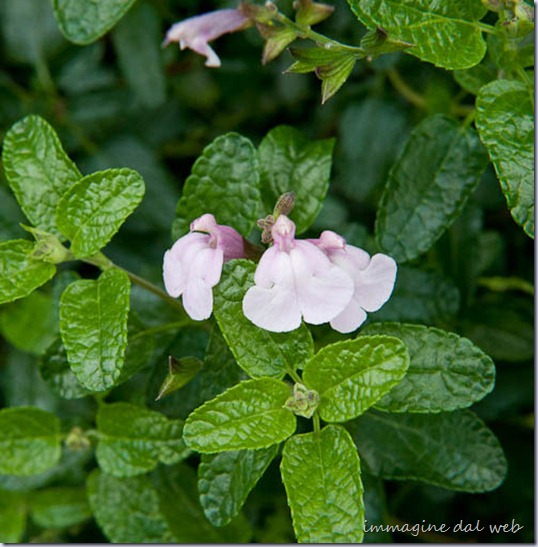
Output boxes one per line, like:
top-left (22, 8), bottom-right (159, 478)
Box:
top-left (0, 0), bottom-right (533, 543)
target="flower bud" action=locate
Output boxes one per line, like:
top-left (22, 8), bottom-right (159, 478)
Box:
top-left (284, 383), bottom-right (320, 419)
top-left (21, 224), bottom-right (72, 264)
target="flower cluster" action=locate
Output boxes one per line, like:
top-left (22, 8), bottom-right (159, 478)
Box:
top-left (163, 213), bottom-right (397, 333)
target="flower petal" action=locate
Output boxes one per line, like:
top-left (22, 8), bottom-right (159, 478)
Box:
top-left (354, 253), bottom-right (397, 312)
top-left (330, 298), bottom-right (368, 334)
top-left (291, 242), bottom-right (354, 325)
top-left (163, 249), bottom-right (185, 297)
top-left (183, 279), bottom-right (214, 320)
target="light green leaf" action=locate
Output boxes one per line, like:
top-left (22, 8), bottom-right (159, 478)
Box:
top-left (476, 80), bottom-right (534, 238)
top-left (258, 126), bottom-right (335, 233)
top-left (302, 336), bottom-right (409, 422)
top-left (347, 0), bottom-right (487, 69)
top-left (59, 268), bottom-right (130, 392)
top-left (39, 337), bottom-right (89, 399)
top-left (0, 240), bottom-right (56, 305)
top-left (0, 290), bottom-right (56, 354)
top-left (87, 469), bottom-right (175, 543)
top-left (154, 464), bottom-right (252, 542)
top-left (0, 490), bottom-right (26, 543)
top-left (199, 446), bottom-right (278, 527)
top-left (281, 425), bottom-right (364, 543)
top-left (2, 115), bottom-right (81, 238)
top-left (52, 0), bottom-right (137, 45)
top-left (371, 266), bottom-right (460, 324)
top-left (96, 402), bottom-right (190, 477)
top-left (375, 115), bottom-right (488, 262)
top-left (30, 487), bottom-right (91, 528)
top-left (112, 2), bottom-right (165, 108)
top-left (363, 323), bottom-right (495, 412)
top-left (0, 407), bottom-right (61, 476)
top-left (183, 378), bottom-right (296, 453)
top-left (213, 260), bottom-right (314, 378)
top-left (173, 133), bottom-right (260, 239)
top-left (156, 356), bottom-right (203, 401)
top-left (348, 409), bottom-right (507, 492)
top-left (56, 168), bottom-right (145, 258)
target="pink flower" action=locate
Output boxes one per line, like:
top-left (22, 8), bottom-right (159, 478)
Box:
top-left (163, 8), bottom-right (251, 67)
top-left (163, 214), bottom-right (245, 320)
top-left (242, 215), bottom-right (354, 332)
top-left (310, 231), bottom-right (397, 333)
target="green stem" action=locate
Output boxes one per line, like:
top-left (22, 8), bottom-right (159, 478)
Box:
top-left (386, 68), bottom-right (426, 109)
top-left (274, 12), bottom-right (366, 55)
top-left (313, 412), bottom-right (321, 434)
top-left (477, 276), bottom-right (534, 296)
top-left (287, 367), bottom-right (303, 384)
top-left (475, 21), bottom-right (499, 35)
top-left (460, 108), bottom-right (476, 129)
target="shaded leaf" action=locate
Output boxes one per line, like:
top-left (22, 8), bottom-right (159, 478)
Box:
top-left (156, 356), bottom-right (203, 400)
top-left (30, 487), bottom-right (91, 528)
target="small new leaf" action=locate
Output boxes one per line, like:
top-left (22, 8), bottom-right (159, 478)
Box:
top-left (156, 356), bottom-right (203, 400)
top-left (294, 0), bottom-right (334, 27)
top-left (360, 27), bottom-right (414, 59)
top-left (257, 23), bottom-right (297, 64)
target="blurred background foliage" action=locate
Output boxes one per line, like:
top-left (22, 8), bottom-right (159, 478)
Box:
top-left (0, 0), bottom-right (533, 542)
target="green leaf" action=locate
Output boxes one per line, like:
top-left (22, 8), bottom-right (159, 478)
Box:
top-left (2, 115), bottom-right (81, 238)
top-left (111, 2), bottom-right (165, 108)
top-left (453, 60), bottom-right (496, 95)
top-left (59, 268), bottom-right (130, 392)
top-left (302, 336), bottom-right (409, 422)
top-left (347, 0), bottom-right (487, 69)
top-left (213, 260), bottom-right (314, 378)
top-left (287, 49), bottom-right (357, 103)
top-left (87, 469), bottom-right (175, 543)
top-left (56, 168), bottom-right (145, 257)
top-left (156, 356), bottom-right (203, 400)
top-left (476, 80), bottom-right (534, 238)
top-left (362, 323), bottom-right (495, 412)
top-left (371, 266), bottom-right (460, 324)
top-left (0, 490), bottom-right (26, 543)
top-left (172, 133), bottom-right (260, 239)
top-left (52, 0), bottom-right (137, 45)
top-left (360, 27), bottom-right (415, 58)
top-left (0, 290), bottom-right (56, 354)
top-left (281, 425), bottom-right (364, 543)
top-left (200, 327), bottom-right (246, 402)
top-left (348, 409), bottom-right (507, 492)
top-left (95, 402), bottom-right (190, 477)
top-left (30, 487), bottom-right (91, 528)
top-left (183, 378), bottom-right (296, 453)
top-left (0, 407), bottom-right (61, 476)
top-left (375, 115), bottom-right (488, 262)
top-left (199, 446), bottom-right (279, 527)
top-left (154, 464), bottom-right (252, 542)
top-left (0, 240), bottom-right (56, 305)
top-left (335, 98), bottom-right (410, 203)
top-left (258, 126), bottom-right (335, 233)
top-left (39, 337), bottom-right (89, 399)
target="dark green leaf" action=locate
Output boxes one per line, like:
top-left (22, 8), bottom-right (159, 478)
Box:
top-left (0, 240), bottom-right (56, 305)
top-left (59, 268), bottom-right (130, 392)
top-left (154, 464), bottom-right (252, 542)
top-left (2, 115), bottom-right (81, 238)
top-left (52, 0), bottom-right (137, 44)
top-left (0, 407), bottom-right (61, 476)
top-left (258, 126), bottom-right (335, 233)
top-left (183, 378), bottom-right (296, 453)
top-left (303, 336), bottom-right (409, 422)
top-left (213, 260), bottom-right (314, 378)
top-left (0, 490), bottom-right (26, 542)
top-left (39, 337), bottom-right (89, 399)
top-left (371, 266), bottom-right (460, 324)
top-left (173, 133), bottom-right (260, 238)
top-left (96, 402), bottom-right (189, 477)
top-left (87, 469), bottom-right (175, 543)
top-left (112, 2), bottom-right (165, 108)
top-left (348, 409), bottom-right (507, 492)
top-left (0, 290), bottom-right (56, 354)
top-left (453, 61), bottom-right (496, 95)
top-left (156, 356), bottom-right (202, 400)
top-left (0, 186), bottom-right (25, 242)
top-left (199, 446), bottom-right (279, 526)
top-left (347, 0), bottom-right (487, 69)
top-left (281, 425), bottom-right (364, 543)
top-left (56, 168), bottom-right (145, 257)
top-left (30, 487), bottom-right (91, 528)
top-left (476, 80), bottom-right (534, 237)
top-left (376, 115), bottom-right (488, 262)
top-left (363, 323), bottom-right (495, 412)
top-left (287, 47), bottom-right (355, 73)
